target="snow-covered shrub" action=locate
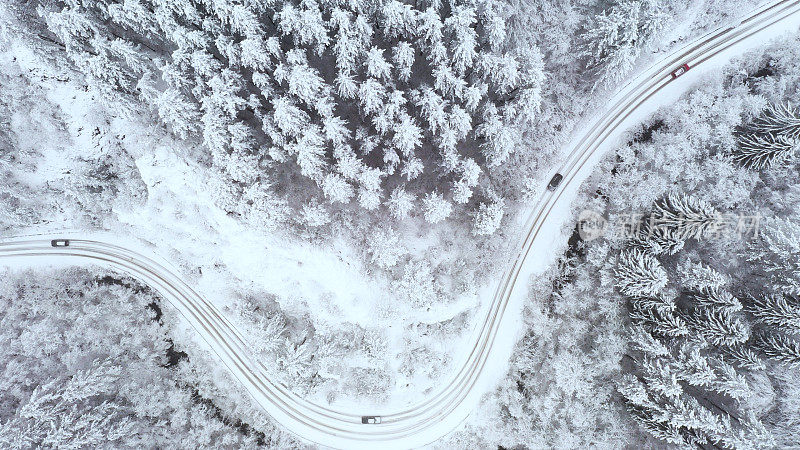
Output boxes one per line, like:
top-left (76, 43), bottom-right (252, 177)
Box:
top-left (368, 227), bottom-right (407, 268)
top-left (0, 268), bottom-right (294, 447)
top-left (471, 199), bottom-right (504, 235)
top-left (393, 259), bottom-right (440, 307)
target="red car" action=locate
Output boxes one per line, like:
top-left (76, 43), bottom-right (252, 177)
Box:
top-left (671, 63), bottom-right (691, 78)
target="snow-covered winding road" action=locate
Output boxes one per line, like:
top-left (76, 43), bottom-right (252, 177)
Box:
top-left (3, 1), bottom-right (800, 447)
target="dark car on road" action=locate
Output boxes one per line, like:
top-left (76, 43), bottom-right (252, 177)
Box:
top-left (547, 173), bottom-right (563, 191)
top-left (361, 416), bottom-right (381, 424)
top-left (51, 239), bottom-right (70, 247)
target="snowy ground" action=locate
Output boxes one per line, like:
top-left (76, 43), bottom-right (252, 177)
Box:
top-left (1, 40), bottom-right (494, 410)
top-left (3, 0), bottom-right (799, 439)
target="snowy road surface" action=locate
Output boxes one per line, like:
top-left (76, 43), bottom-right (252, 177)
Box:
top-left (3, 1), bottom-right (800, 448)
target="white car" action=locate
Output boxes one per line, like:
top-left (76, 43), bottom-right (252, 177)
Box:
top-left (51, 239), bottom-right (70, 247)
top-left (361, 416), bottom-right (381, 424)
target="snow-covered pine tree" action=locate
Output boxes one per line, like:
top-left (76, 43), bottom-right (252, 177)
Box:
top-left (474, 102), bottom-right (516, 166)
top-left (748, 217), bottom-right (800, 296)
top-left (688, 288), bottom-right (743, 314)
top-left (632, 216), bottom-right (685, 255)
top-left (618, 374), bottom-right (686, 446)
top-left (748, 294), bottom-right (800, 335)
top-left (723, 345), bottom-right (766, 371)
top-left (677, 260), bottom-right (729, 291)
top-left (630, 303), bottom-right (689, 338)
top-left (749, 101), bottom-right (800, 141)
top-left (687, 308), bottom-right (749, 347)
top-left (651, 192), bottom-right (723, 240)
top-left (630, 294), bottom-right (676, 314)
top-left (581, 0), bottom-right (669, 87)
top-left (615, 248), bottom-right (668, 298)
top-left (733, 132), bottom-right (797, 170)
top-left (582, 2), bottom-right (640, 85)
top-left (622, 326), bottom-right (771, 448)
top-left (154, 88), bottom-right (202, 139)
top-left (241, 183), bottom-right (290, 231)
top-left (754, 333), bottom-right (800, 366)
top-left (322, 173), bottom-right (355, 204)
top-left (619, 355), bottom-right (761, 448)
top-left (704, 356), bottom-right (752, 405)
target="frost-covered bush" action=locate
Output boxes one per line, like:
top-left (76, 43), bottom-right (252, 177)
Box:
top-left (368, 226), bottom-right (407, 268)
top-left (472, 199), bottom-right (504, 235)
top-left (19, 0), bottom-right (544, 225)
top-left (0, 268), bottom-right (295, 448)
top-left (393, 259), bottom-right (441, 307)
